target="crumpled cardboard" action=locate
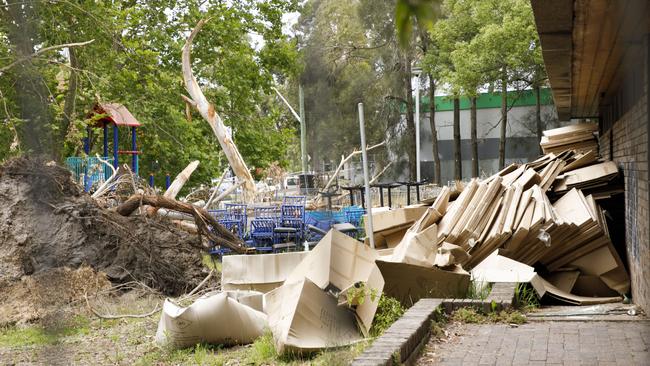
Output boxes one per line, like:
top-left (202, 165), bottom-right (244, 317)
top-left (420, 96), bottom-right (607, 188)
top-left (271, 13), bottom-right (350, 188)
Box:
top-left (471, 250), bottom-right (622, 305)
top-left (264, 278), bottom-right (363, 354)
top-left (376, 260), bottom-right (470, 307)
top-left (435, 242), bottom-right (471, 267)
top-left (265, 230), bottom-right (384, 353)
top-left (222, 251), bottom-right (309, 293)
top-left (390, 223), bottom-right (438, 267)
top-left (155, 290), bottom-right (267, 348)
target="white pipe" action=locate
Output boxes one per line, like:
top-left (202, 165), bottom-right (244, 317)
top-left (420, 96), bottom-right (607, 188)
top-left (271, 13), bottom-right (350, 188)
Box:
top-left (358, 103), bottom-right (375, 249)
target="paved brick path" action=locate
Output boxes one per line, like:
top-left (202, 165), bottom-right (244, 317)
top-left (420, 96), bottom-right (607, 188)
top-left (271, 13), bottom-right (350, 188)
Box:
top-left (417, 321), bottom-right (650, 366)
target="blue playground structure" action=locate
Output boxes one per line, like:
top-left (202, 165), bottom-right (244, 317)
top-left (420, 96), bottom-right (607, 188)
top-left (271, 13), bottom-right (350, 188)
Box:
top-left (66, 103), bottom-right (142, 192)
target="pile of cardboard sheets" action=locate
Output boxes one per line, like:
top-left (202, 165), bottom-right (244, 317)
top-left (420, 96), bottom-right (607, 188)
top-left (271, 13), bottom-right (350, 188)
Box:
top-left (540, 123), bottom-right (599, 154)
top-left (367, 122), bottom-right (629, 305)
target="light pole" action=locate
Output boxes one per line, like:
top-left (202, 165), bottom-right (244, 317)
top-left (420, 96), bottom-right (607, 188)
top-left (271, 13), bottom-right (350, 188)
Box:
top-left (272, 86), bottom-right (308, 174)
top-left (412, 66), bottom-right (422, 182)
top-left (358, 102), bottom-right (374, 249)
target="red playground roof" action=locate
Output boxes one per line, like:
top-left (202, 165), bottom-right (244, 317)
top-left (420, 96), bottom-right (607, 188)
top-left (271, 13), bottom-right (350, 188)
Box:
top-left (90, 103), bottom-right (141, 127)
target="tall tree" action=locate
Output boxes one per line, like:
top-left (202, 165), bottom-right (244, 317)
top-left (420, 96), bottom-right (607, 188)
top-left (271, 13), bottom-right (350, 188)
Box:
top-left (0, 0), bottom-right (300, 189)
top-left (2, 2), bottom-right (53, 156)
top-left (421, 31), bottom-right (442, 184)
top-left (452, 97), bottom-right (461, 180)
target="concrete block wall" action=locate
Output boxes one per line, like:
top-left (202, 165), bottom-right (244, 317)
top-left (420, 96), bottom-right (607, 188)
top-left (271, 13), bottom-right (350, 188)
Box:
top-left (599, 37), bottom-right (650, 311)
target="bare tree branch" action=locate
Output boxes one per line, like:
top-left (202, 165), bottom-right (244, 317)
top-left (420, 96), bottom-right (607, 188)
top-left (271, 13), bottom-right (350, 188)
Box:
top-left (0, 39), bottom-right (94, 74)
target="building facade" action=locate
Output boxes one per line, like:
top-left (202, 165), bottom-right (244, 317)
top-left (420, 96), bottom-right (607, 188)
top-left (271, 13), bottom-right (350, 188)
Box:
top-left (417, 89), bottom-right (557, 184)
top-left (533, 0), bottom-right (649, 310)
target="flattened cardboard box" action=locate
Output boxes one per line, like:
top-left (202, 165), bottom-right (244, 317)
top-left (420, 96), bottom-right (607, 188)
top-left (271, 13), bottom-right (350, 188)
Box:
top-left (376, 260), bottom-right (469, 307)
top-left (264, 278), bottom-right (362, 353)
top-left (156, 291), bottom-right (267, 349)
top-left (363, 205), bottom-right (428, 233)
top-left (222, 251), bottom-right (309, 292)
top-left (284, 230), bottom-right (384, 336)
top-left (265, 230), bottom-right (384, 353)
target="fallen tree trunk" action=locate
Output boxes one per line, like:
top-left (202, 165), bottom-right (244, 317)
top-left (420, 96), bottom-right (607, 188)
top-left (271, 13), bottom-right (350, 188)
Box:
top-left (116, 194), bottom-right (248, 254)
top-left (182, 19), bottom-right (256, 201)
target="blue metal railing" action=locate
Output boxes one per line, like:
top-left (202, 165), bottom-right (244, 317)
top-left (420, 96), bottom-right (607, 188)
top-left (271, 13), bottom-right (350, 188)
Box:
top-left (65, 156), bottom-right (114, 191)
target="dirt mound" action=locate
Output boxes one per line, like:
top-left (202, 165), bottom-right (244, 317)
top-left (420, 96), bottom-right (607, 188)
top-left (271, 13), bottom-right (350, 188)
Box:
top-left (0, 266), bottom-right (111, 326)
top-left (0, 157), bottom-right (208, 298)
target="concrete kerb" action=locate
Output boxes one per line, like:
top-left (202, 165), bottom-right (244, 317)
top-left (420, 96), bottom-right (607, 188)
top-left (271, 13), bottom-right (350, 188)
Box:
top-left (351, 282), bottom-right (517, 366)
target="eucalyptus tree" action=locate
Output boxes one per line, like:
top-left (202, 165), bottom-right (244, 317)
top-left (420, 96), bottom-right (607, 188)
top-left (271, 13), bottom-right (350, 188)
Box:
top-left (0, 0), bottom-right (300, 188)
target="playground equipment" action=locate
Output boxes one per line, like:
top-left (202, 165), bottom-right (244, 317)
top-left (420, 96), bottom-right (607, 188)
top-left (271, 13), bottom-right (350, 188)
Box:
top-left (66, 103), bottom-right (142, 191)
top-left (90, 102), bottom-right (141, 174)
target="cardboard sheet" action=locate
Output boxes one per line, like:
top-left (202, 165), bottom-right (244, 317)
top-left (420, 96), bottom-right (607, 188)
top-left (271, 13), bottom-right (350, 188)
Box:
top-left (470, 250), bottom-right (536, 283)
top-left (222, 251), bottom-right (309, 292)
top-left (363, 205), bottom-right (428, 233)
top-left (390, 224), bottom-right (438, 267)
top-left (283, 230), bottom-right (384, 338)
top-left (264, 278), bottom-right (362, 354)
top-left (155, 291), bottom-right (267, 348)
top-left (530, 275), bottom-right (622, 305)
top-left (376, 260), bottom-right (469, 307)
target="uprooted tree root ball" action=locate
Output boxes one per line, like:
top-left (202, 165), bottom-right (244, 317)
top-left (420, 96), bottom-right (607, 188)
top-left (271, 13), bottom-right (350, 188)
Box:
top-left (0, 157), bottom-right (209, 301)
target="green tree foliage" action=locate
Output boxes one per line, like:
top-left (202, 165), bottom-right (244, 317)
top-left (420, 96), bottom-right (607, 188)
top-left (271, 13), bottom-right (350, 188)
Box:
top-left (294, 0), bottom-right (400, 175)
top-left (0, 0), bottom-right (299, 188)
top-left (421, 0), bottom-right (547, 171)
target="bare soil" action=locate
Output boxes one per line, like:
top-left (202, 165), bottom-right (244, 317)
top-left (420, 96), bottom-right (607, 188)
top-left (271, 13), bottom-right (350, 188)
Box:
top-left (0, 157), bottom-right (210, 325)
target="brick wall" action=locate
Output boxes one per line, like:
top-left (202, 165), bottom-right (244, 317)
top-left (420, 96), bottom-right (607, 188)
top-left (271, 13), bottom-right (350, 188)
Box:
top-left (599, 35), bottom-right (650, 311)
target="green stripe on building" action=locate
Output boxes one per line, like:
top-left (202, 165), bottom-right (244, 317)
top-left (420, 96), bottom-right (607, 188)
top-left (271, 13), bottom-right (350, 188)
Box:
top-left (409, 88), bottom-right (553, 112)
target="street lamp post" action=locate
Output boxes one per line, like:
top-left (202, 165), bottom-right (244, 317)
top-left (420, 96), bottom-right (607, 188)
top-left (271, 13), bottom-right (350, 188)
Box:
top-left (412, 66), bottom-right (422, 182)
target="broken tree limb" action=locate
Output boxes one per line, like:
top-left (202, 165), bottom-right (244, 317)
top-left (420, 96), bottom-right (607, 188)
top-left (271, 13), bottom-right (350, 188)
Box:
top-left (204, 168), bottom-right (229, 209)
top-left (171, 219), bottom-right (199, 234)
top-left (211, 180), bottom-right (243, 205)
top-left (0, 39), bottom-right (95, 74)
top-left (272, 87), bottom-right (301, 122)
top-left (116, 194), bottom-right (248, 254)
top-left (165, 160), bottom-right (199, 199)
top-left (313, 140), bottom-right (386, 204)
top-left (92, 154), bottom-right (118, 198)
top-left (182, 19), bottom-right (256, 201)
top-left (370, 162), bottom-right (392, 185)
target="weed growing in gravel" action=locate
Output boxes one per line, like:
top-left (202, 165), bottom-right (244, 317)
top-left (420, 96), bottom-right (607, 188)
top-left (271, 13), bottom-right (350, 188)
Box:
top-left (514, 283), bottom-right (540, 311)
top-left (451, 307), bottom-right (527, 325)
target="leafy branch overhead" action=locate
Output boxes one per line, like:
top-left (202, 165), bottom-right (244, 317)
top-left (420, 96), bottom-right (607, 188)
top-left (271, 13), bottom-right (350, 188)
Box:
top-left (395, 0), bottom-right (441, 47)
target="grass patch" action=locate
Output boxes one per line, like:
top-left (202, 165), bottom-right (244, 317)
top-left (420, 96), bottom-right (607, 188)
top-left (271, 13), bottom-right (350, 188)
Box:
top-left (248, 331), bottom-right (278, 364)
top-left (136, 331), bottom-right (370, 366)
top-left (0, 315), bottom-right (91, 347)
top-left (514, 283), bottom-right (540, 311)
top-left (137, 343), bottom-right (232, 366)
top-left (451, 307), bottom-right (527, 325)
top-left (467, 281), bottom-right (492, 300)
top-left (202, 254), bottom-right (222, 272)
top-left (370, 294), bottom-right (406, 337)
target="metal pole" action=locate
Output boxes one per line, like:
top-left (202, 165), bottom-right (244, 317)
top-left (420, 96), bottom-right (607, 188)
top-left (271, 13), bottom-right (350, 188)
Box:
top-left (415, 71), bottom-right (421, 181)
top-left (358, 103), bottom-right (375, 249)
top-left (299, 84), bottom-right (307, 174)
top-left (131, 126), bottom-right (138, 174)
top-left (103, 125), bottom-right (108, 158)
top-left (112, 124), bottom-right (119, 169)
